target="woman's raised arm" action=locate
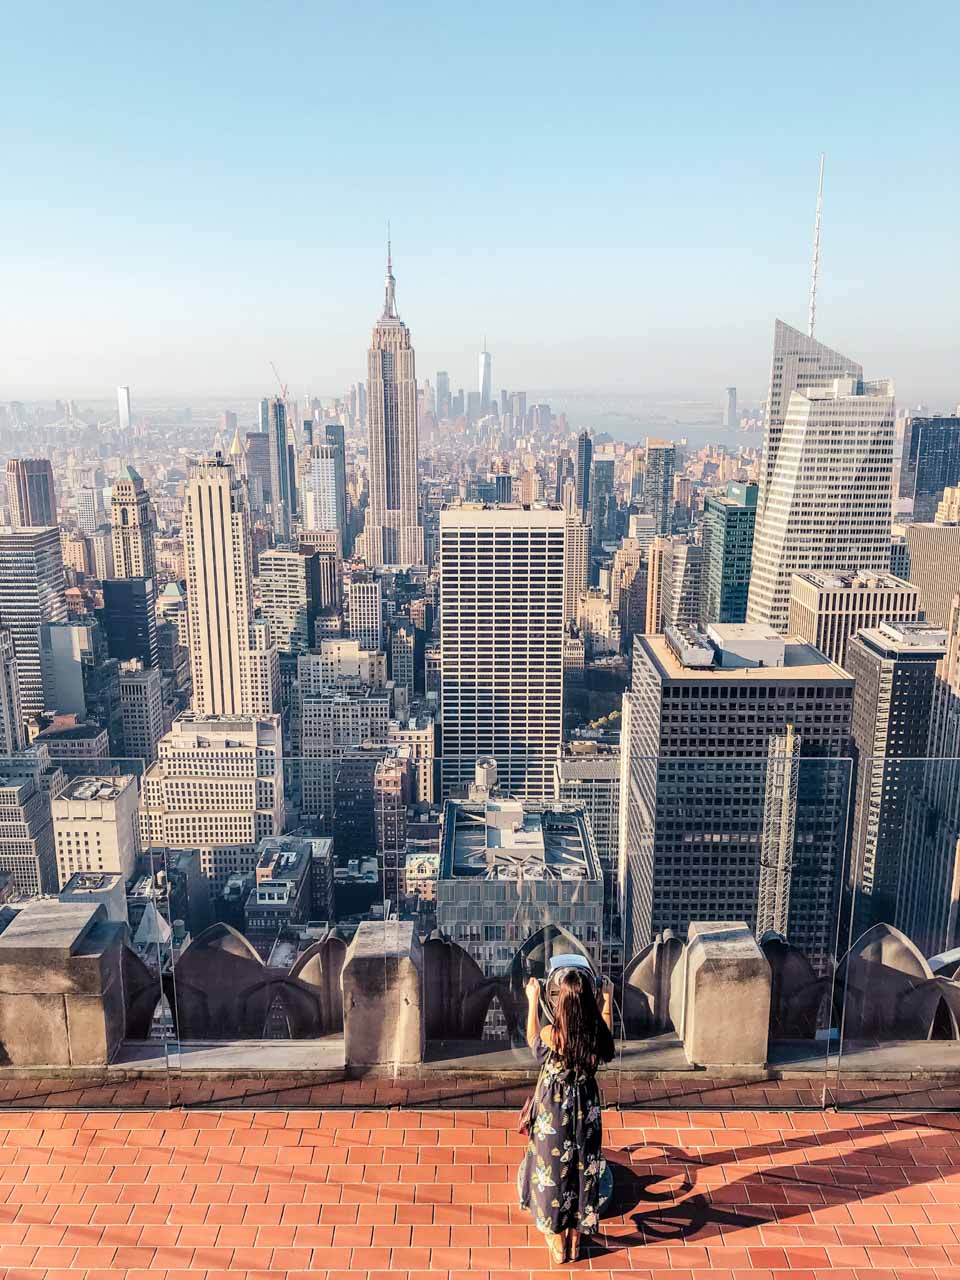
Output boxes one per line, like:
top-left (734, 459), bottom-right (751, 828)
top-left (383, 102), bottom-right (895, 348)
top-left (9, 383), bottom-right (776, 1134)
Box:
top-left (524, 977), bottom-right (541, 1048)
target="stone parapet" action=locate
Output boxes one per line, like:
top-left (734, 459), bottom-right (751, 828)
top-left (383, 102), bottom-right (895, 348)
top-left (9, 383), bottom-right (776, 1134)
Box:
top-left (679, 921), bottom-right (771, 1069)
top-left (0, 902), bottom-right (126, 1066)
top-left (341, 919), bottom-right (425, 1071)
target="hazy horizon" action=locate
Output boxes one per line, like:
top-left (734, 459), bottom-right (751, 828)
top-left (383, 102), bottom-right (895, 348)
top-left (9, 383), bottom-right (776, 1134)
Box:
top-left (4, 3), bottom-right (958, 407)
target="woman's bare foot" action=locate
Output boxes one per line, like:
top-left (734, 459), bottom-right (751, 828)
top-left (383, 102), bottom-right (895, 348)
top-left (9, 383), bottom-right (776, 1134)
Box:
top-left (546, 1231), bottom-right (566, 1264)
top-left (567, 1228), bottom-right (581, 1261)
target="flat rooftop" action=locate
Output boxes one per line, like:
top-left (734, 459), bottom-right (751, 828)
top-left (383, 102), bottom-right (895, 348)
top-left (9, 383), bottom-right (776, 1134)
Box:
top-left (556, 745), bottom-right (620, 781)
top-left (60, 871), bottom-right (123, 892)
top-left (60, 775), bottom-right (134, 802)
top-left (641, 633), bottom-right (850, 682)
top-left (255, 837), bottom-right (312, 878)
top-left (859, 621), bottom-right (949, 653)
top-left (35, 722), bottom-right (108, 740)
top-left (165, 714), bottom-right (280, 745)
top-left (792, 569), bottom-right (915, 591)
top-left (441, 798), bottom-right (600, 881)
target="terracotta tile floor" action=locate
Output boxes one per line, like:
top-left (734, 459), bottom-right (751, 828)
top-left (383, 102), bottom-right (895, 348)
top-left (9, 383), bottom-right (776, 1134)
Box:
top-left (2, 1107), bottom-right (960, 1279)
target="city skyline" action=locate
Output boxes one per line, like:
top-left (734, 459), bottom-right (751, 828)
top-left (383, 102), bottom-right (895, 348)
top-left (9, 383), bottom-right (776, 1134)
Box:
top-left (3, 7), bottom-right (959, 405)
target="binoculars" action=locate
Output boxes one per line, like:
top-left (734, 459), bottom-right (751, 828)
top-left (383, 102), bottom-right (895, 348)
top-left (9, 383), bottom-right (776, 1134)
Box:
top-left (529, 953), bottom-right (605, 1020)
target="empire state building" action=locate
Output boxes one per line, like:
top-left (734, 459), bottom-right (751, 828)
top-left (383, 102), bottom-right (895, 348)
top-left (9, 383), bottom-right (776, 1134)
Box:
top-left (361, 244), bottom-right (423, 567)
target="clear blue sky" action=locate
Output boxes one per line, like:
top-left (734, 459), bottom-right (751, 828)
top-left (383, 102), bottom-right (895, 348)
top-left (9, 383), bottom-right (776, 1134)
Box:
top-left (3, 1), bottom-right (958, 407)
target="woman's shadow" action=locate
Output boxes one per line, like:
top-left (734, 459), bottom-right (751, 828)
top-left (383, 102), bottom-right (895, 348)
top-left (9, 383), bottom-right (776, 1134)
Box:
top-left (590, 1115), bottom-right (946, 1259)
top-left (593, 1141), bottom-right (767, 1255)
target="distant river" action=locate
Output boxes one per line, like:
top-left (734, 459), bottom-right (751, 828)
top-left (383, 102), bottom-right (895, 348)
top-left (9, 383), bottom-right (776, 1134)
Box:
top-left (553, 408), bottom-right (762, 452)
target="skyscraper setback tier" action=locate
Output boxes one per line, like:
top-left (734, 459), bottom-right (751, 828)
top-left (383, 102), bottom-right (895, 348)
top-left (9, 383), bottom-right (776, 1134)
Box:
top-left (747, 376), bottom-right (895, 632)
top-left (110, 465), bottom-right (157, 579)
top-left (439, 504), bottom-right (565, 799)
top-left (757, 319), bottom-right (862, 520)
top-left (362, 247), bottom-right (423, 567)
top-left (182, 455), bottom-right (278, 717)
top-left (621, 627), bottom-right (854, 971)
top-left (0, 765), bottom-right (56, 896)
top-left (787, 570), bottom-right (921, 668)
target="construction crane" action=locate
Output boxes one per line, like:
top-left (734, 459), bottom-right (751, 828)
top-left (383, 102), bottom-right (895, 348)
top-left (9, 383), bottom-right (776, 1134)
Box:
top-left (269, 361), bottom-right (288, 401)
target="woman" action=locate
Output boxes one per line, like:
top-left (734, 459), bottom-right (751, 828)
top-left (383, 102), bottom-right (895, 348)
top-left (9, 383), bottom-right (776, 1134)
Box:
top-left (518, 968), bottom-right (615, 1264)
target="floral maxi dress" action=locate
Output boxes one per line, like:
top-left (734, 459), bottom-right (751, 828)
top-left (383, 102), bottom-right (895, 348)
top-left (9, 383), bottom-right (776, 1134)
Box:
top-left (518, 1036), bottom-right (607, 1236)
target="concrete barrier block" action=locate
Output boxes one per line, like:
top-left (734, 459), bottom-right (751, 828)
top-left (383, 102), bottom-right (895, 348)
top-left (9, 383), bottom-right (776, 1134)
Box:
top-left (682, 921), bottom-right (771, 1068)
top-left (341, 920), bottom-right (424, 1070)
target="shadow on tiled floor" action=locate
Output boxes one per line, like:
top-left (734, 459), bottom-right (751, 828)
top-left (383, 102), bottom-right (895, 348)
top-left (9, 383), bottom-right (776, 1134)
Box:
top-left (1, 1107), bottom-right (960, 1276)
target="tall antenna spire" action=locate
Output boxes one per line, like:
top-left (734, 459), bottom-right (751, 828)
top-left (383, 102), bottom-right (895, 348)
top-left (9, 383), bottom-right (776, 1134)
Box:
top-left (383, 221), bottom-right (398, 319)
top-left (808, 153), bottom-right (825, 338)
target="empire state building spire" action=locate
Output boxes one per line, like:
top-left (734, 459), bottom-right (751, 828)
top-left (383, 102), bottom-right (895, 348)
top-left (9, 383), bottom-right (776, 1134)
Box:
top-left (382, 233), bottom-right (398, 320)
top-left (360, 238), bottom-right (424, 567)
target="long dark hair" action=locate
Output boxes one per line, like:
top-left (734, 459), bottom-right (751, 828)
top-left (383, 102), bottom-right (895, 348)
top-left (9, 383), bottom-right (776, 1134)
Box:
top-left (552, 969), bottom-right (614, 1072)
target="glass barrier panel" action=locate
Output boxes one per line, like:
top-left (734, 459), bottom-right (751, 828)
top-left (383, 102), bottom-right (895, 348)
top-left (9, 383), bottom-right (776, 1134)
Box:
top-left (832, 756), bottom-right (960, 1110)
top-left (613, 754), bottom-right (850, 1110)
top-left (0, 754), bottom-right (170, 1108)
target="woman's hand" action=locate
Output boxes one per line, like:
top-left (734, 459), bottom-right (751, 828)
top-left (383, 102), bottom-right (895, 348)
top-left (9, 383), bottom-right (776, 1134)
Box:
top-left (525, 977), bottom-right (540, 1003)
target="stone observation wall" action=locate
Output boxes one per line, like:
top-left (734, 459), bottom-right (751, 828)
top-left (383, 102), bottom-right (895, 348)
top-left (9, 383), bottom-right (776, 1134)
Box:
top-left (0, 899), bottom-right (956, 1074)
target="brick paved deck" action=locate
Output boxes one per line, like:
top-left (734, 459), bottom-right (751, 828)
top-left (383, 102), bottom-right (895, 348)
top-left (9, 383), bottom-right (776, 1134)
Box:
top-left (3, 1108), bottom-right (960, 1278)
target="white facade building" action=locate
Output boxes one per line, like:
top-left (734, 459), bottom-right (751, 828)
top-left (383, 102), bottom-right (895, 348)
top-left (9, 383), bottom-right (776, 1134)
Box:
top-left (757, 320), bottom-right (862, 521)
top-left (117, 386), bottom-right (132, 433)
top-left (747, 377), bottom-right (895, 632)
top-left (76, 487), bottom-right (104, 534)
top-left (52, 774), bottom-right (141, 890)
top-left (139, 714), bottom-right (285, 891)
top-left (563, 515), bottom-right (591, 626)
top-left (257, 549), bottom-right (315, 654)
top-left (440, 504), bottom-right (565, 798)
top-left (300, 687), bottom-right (391, 828)
top-left (348, 576), bottom-right (383, 652)
top-left (182, 455), bottom-right (278, 716)
top-left (301, 444), bottom-right (341, 540)
top-left (297, 640), bottom-right (386, 694)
